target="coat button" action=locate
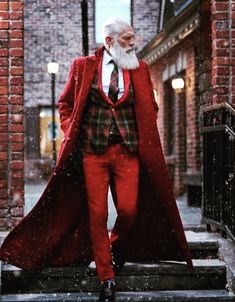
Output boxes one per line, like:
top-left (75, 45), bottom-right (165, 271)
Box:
top-left (111, 108), bottom-right (115, 112)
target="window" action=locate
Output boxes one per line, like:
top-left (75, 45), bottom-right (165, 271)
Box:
top-left (39, 106), bottom-right (62, 159)
top-left (174, 0), bottom-right (193, 15)
top-left (160, 0), bottom-right (193, 30)
top-left (162, 0), bottom-right (175, 29)
top-left (95, 0), bottom-right (131, 44)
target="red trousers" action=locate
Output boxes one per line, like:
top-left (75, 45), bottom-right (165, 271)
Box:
top-left (83, 144), bottom-right (139, 281)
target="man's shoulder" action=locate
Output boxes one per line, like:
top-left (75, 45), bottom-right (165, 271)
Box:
top-left (73, 56), bottom-right (88, 66)
top-left (131, 60), bottom-right (149, 73)
top-left (72, 53), bottom-right (95, 65)
top-left (138, 60), bottom-right (149, 69)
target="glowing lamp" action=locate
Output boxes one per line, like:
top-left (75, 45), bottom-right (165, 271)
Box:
top-left (171, 77), bottom-right (185, 90)
top-left (47, 62), bottom-right (59, 74)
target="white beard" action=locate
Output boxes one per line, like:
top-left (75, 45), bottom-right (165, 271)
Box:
top-left (109, 41), bottom-right (139, 70)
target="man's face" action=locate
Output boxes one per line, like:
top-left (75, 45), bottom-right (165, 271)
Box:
top-left (108, 25), bottom-right (139, 70)
top-left (116, 25), bottom-right (135, 50)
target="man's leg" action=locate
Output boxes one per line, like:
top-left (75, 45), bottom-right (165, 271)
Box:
top-left (110, 145), bottom-right (139, 257)
top-left (83, 152), bottom-right (115, 282)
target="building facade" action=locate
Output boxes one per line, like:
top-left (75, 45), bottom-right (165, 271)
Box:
top-left (199, 0), bottom-right (235, 239)
top-left (140, 0), bottom-right (201, 202)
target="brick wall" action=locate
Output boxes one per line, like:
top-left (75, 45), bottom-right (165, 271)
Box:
top-left (199, 0), bottom-right (235, 232)
top-left (199, 0), bottom-right (212, 106)
top-left (132, 0), bottom-right (160, 50)
top-left (211, 0), bottom-right (235, 105)
top-left (0, 0), bottom-right (24, 230)
top-left (24, 0), bottom-right (85, 108)
top-left (199, 0), bottom-right (235, 106)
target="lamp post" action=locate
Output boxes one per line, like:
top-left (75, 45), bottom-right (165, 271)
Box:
top-left (171, 75), bottom-right (187, 187)
top-left (47, 61), bottom-right (59, 167)
top-left (81, 0), bottom-right (88, 56)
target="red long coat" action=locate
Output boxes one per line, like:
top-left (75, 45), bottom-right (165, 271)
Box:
top-left (0, 47), bottom-right (193, 270)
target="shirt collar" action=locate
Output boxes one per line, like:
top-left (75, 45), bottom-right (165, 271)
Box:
top-left (103, 49), bottom-right (113, 65)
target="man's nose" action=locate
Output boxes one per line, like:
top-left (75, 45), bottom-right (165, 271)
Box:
top-left (129, 38), bottom-right (135, 47)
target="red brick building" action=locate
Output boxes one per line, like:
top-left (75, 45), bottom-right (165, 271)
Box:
top-left (139, 0), bottom-right (235, 239)
top-left (140, 0), bottom-right (201, 202)
top-left (199, 0), bottom-right (235, 238)
top-left (0, 0), bottom-right (24, 229)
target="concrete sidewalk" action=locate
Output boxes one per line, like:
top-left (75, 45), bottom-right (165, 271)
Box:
top-left (25, 182), bottom-right (202, 229)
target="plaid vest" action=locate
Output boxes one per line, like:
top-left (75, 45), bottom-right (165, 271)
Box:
top-left (81, 70), bottom-right (138, 154)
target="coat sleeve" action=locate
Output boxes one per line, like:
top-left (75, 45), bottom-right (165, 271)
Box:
top-left (58, 59), bottom-right (77, 134)
top-left (144, 63), bottom-right (159, 117)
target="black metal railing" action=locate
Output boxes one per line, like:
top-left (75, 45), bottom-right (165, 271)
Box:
top-left (202, 102), bottom-right (235, 239)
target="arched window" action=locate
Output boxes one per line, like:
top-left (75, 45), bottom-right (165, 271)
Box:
top-left (95, 0), bottom-right (131, 44)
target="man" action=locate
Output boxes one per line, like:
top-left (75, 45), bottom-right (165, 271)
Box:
top-left (0, 19), bottom-right (192, 302)
top-left (78, 20), bottom-right (142, 301)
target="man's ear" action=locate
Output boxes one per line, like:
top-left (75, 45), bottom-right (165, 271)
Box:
top-left (105, 36), bottom-right (113, 48)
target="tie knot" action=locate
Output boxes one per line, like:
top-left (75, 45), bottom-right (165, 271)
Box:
top-left (109, 59), bottom-right (118, 70)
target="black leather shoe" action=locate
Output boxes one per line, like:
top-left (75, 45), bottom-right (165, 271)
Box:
top-left (99, 280), bottom-right (115, 301)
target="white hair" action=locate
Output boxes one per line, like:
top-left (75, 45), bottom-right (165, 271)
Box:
top-left (102, 18), bottom-right (131, 44)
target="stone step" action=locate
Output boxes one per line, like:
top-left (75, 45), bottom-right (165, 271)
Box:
top-left (188, 241), bottom-right (219, 259)
top-left (0, 231), bottom-right (219, 262)
top-left (184, 224), bottom-right (207, 232)
top-left (1, 290), bottom-right (234, 301)
top-left (186, 231), bottom-right (219, 259)
top-left (2, 259), bottom-right (227, 294)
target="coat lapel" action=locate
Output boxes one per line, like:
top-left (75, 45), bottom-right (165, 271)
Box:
top-left (97, 59), bottom-right (131, 107)
top-left (57, 49), bottom-right (102, 164)
top-left (73, 54), bottom-right (101, 119)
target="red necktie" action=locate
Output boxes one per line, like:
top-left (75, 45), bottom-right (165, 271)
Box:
top-left (108, 60), bottom-right (119, 103)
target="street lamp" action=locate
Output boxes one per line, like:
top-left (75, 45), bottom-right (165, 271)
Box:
top-left (47, 61), bottom-right (59, 167)
top-left (171, 77), bottom-right (185, 91)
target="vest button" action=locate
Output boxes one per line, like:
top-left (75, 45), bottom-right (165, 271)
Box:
top-left (111, 108), bottom-right (115, 112)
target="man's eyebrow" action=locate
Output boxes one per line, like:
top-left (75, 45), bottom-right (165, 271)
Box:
top-left (123, 32), bottom-right (135, 37)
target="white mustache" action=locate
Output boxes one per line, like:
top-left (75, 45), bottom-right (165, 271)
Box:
top-left (126, 47), bottom-right (137, 54)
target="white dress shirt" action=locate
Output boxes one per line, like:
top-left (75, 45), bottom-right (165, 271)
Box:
top-left (102, 50), bottom-right (124, 99)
